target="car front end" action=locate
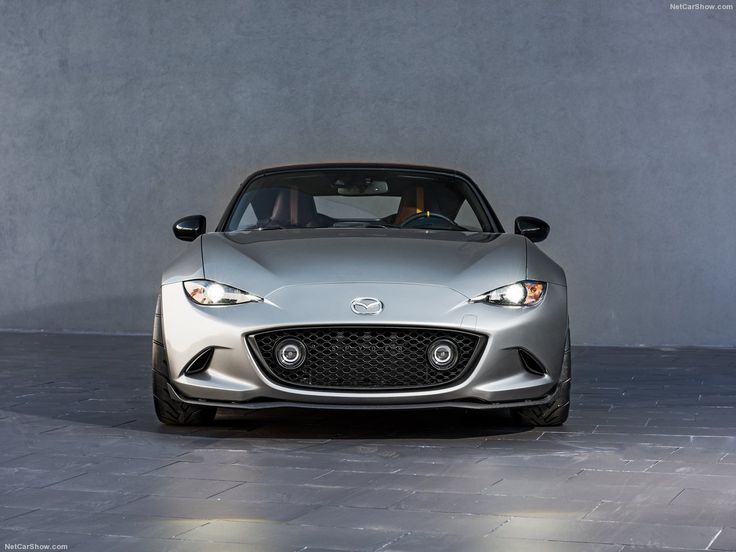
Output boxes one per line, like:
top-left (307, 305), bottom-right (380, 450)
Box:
top-left (153, 164), bottom-right (570, 426)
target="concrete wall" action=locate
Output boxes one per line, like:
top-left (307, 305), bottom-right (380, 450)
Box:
top-left (1, 0), bottom-right (734, 346)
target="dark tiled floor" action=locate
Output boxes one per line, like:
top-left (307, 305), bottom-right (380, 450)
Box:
top-left (0, 333), bottom-right (735, 551)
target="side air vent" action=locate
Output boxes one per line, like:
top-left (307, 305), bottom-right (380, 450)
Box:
top-left (182, 347), bottom-right (215, 376)
top-left (518, 349), bottom-right (546, 376)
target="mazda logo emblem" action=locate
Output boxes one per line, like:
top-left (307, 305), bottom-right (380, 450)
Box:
top-left (350, 297), bottom-right (383, 315)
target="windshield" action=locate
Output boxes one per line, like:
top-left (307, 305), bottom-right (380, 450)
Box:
top-left (224, 169), bottom-right (493, 232)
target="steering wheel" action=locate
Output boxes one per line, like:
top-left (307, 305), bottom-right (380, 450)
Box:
top-left (399, 211), bottom-right (464, 230)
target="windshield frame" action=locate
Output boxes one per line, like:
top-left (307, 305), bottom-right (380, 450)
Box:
top-left (216, 164), bottom-right (504, 234)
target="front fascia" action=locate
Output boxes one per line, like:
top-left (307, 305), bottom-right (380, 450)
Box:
top-left (160, 280), bottom-right (568, 405)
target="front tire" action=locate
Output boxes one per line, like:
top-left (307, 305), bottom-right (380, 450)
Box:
top-left (152, 296), bottom-right (216, 426)
top-left (152, 371), bottom-right (217, 426)
top-left (513, 329), bottom-right (571, 427)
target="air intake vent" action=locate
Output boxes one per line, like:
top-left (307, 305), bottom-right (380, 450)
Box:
top-left (182, 347), bottom-right (215, 376)
top-left (249, 326), bottom-right (485, 391)
top-left (518, 349), bottom-right (546, 376)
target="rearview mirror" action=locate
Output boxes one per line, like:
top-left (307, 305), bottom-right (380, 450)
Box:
top-left (514, 216), bottom-right (549, 243)
top-left (335, 179), bottom-right (389, 196)
top-left (173, 215), bottom-right (206, 242)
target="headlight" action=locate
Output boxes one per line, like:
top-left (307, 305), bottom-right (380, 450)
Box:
top-left (471, 280), bottom-right (546, 306)
top-left (183, 279), bottom-right (262, 305)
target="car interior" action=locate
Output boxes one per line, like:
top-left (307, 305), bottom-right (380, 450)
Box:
top-left (226, 171), bottom-right (486, 232)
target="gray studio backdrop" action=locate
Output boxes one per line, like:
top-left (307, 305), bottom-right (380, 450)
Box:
top-left (1, 1), bottom-right (734, 346)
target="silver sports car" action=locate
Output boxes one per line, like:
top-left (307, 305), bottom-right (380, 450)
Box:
top-left (152, 163), bottom-right (570, 427)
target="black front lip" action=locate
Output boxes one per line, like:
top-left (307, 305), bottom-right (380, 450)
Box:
top-left (166, 381), bottom-right (556, 411)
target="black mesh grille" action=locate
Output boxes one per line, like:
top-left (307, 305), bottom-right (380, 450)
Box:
top-left (249, 326), bottom-right (485, 391)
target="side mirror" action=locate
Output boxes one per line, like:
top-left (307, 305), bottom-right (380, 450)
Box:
top-left (173, 215), bottom-right (206, 242)
top-left (514, 216), bottom-right (549, 243)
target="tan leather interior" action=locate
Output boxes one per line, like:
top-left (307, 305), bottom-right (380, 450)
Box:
top-left (271, 187), bottom-right (319, 226)
top-left (394, 186), bottom-right (426, 225)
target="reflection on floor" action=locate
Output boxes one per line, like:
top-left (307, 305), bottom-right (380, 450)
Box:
top-left (0, 333), bottom-right (735, 551)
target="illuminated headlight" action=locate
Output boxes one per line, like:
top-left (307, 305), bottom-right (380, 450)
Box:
top-left (183, 280), bottom-right (263, 305)
top-left (471, 281), bottom-right (546, 307)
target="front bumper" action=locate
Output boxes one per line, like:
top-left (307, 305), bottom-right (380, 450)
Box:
top-left (166, 382), bottom-right (559, 411)
top-left (159, 281), bottom-right (568, 408)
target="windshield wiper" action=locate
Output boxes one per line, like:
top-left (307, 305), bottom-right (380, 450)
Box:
top-left (360, 223), bottom-right (397, 229)
top-left (331, 221), bottom-right (397, 229)
top-left (238, 222), bottom-right (287, 231)
top-left (407, 225), bottom-right (468, 232)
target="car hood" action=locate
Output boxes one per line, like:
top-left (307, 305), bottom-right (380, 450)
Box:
top-left (201, 229), bottom-right (527, 299)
